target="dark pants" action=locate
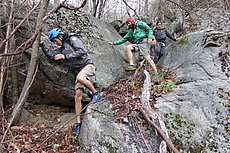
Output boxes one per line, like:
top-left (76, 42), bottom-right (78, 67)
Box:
top-left (150, 42), bottom-right (166, 64)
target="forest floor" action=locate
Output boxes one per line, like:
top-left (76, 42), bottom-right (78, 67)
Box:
top-left (1, 64), bottom-right (175, 153)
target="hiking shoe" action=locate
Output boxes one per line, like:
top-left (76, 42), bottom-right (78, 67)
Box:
top-left (91, 92), bottom-right (100, 103)
top-left (75, 123), bottom-right (81, 135)
top-left (125, 64), bottom-right (136, 71)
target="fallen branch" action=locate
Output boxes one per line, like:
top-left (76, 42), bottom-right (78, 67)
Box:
top-left (140, 70), bottom-right (179, 153)
top-left (139, 107), bottom-right (179, 153)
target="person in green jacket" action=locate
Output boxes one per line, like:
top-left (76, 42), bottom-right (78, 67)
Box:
top-left (110, 17), bottom-right (158, 73)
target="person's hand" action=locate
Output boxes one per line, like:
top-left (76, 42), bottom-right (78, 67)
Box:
top-left (147, 38), bottom-right (152, 44)
top-left (54, 54), bottom-right (65, 60)
top-left (176, 37), bottom-right (180, 42)
top-left (109, 42), bottom-right (114, 46)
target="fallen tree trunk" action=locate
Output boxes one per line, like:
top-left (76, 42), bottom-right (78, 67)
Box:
top-left (140, 70), bottom-right (179, 153)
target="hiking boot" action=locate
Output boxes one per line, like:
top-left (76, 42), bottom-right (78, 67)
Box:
top-left (125, 64), bottom-right (136, 71)
top-left (75, 123), bottom-right (81, 135)
top-left (91, 92), bottom-right (100, 103)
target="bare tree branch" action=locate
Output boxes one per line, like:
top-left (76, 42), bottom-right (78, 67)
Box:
top-left (59, 0), bottom-right (88, 10)
top-left (224, 0), bottom-right (230, 10)
top-left (166, 0), bottom-right (191, 17)
top-left (0, 1), bottom-right (40, 50)
top-left (122, 0), bottom-right (140, 19)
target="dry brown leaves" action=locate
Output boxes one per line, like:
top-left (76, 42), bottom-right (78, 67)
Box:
top-left (0, 65), bottom-right (175, 152)
top-left (102, 71), bottom-right (156, 124)
top-left (0, 121), bottom-right (77, 153)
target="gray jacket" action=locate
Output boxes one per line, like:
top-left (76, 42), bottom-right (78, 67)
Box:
top-left (41, 33), bottom-right (93, 75)
top-left (153, 28), bottom-right (176, 44)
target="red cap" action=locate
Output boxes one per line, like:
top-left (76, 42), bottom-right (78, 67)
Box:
top-left (125, 17), bottom-right (135, 24)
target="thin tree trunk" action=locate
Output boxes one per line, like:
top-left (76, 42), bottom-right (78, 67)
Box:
top-left (140, 70), bottom-right (179, 153)
top-left (0, 1), bottom-right (14, 151)
top-left (0, 0), bottom-right (14, 116)
top-left (9, 0), bottom-right (49, 126)
top-left (144, 0), bottom-right (148, 16)
top-left (1, 0), bottom-right (71, 143)
top-left (10, 35), bottom-right (19, 104)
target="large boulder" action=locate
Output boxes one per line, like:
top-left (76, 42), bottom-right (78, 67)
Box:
top-left (29, 10), bottom-right (129, 106)
top-left (155, 29), bottom-right (230, 152)
top-left (78, 100), bottom-right (162, 153)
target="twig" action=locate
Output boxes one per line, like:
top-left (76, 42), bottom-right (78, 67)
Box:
top-left (122, 0), bottom-right (140, 19)
top-left (1, 64), bottom-right (39, 144)
top-left (136, 121), bottom-right (153, 152)
top-left (125, 59), bottom-right (146, 84)
top-left (139, 107), bottom-right (179, 153)
top-left (192, 0), bottom-right (219, 22)
top-left (0, 1), bottom-right (40, 50)
top-left (60, 0), bottom-right (87, 10)
top-left (22, 102), bottom-right (92, 153)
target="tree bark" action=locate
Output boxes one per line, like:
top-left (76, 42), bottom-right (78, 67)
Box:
top-left (140, 70), bottom-right (179, 153)
top-left (7, 2), bottom-right (18, 104)
top-left (144, 0), bottom-right (148, 16)
top-left (10, 36), bottom-right (19, 104)
top-left (0, 0), bottom-right (14, 116)
top-left (9, 0), bottom-right (49, 126)
top-left (0, 1), bottom-right (14, 151)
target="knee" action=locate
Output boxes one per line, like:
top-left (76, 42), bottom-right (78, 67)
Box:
top-left (76, 75), bottom-right (86, 84)
top-left (75, 89), bottom-right (83, 101)
top-left (126, 45), bottom-right (132, 51)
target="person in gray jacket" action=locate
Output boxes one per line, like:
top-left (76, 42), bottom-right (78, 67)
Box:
top-left (152, 21), bottom-right (178, 63)
top-left (40, 28), bottom-right (100, 135)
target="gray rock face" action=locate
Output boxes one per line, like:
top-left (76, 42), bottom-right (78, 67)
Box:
top-left (195, 7), bottom-right (230, 31)
top-left (78, 100), bottom-right (161, 153)
top-left (156, 30), bottom-right (230, 152)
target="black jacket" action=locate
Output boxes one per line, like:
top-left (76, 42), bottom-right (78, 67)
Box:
top-left (41, 33), bottom-right (93, 75)
top-left (153, 28), bottom-right (176, 44)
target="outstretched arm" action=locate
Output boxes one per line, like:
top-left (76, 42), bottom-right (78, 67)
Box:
top-left (113, 31), bottom-right (132, 45)
top-left (165, 30), bottom-right (177, 41)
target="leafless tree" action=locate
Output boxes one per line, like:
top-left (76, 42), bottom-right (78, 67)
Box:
top-left (0, 0), bottom-right (88, 134)
top-left (224, 0), bottom-right (230, 10)
top-left (89, 0), bottom-right (109, 19)
top-left (0, 0), bottom-right (15, 118)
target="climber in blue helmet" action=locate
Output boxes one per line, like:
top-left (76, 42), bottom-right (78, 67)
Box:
top-left (47, 28), bottom-right (64, 41)
top-left (40, 28), bottom-right (100, 135)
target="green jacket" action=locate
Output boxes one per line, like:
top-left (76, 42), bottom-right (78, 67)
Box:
top-left (114, 21), bottom-right (153, 45)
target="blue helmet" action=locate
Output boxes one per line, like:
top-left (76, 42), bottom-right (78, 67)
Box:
top-left (48, 28), bottom-right (64, 41)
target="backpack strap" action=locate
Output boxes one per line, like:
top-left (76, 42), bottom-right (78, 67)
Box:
top-left (135, 20), bottom-right (145, 33)
top-left (154, 29), bottom-right (157, 35)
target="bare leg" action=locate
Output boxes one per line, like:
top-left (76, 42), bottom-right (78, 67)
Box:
top-left (75, 89), bottom-right (83, 123)
top-left (76, 74), bottom-right (96, 93)
top-left (126, 45), bottom-right (134, 65)
top-left (145, 55), bottom-right (158, 72)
